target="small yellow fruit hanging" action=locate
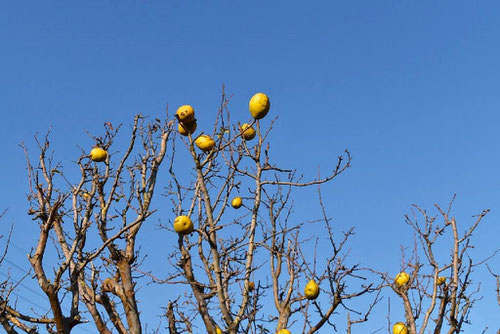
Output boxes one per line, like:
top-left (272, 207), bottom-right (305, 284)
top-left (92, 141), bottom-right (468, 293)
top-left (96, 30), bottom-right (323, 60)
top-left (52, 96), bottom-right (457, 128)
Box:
top-left (304, 279), bottom-right (320, 300)
top-left (249, 93), bottom-right (270, 119)
top-left (248, 281), bottom-right (255, 292)
top-left (277, 329), bottom-right (291, 334)
top-left (231, 197), bottom-right (242, 209)
top-left (392, 322), bottom-right (408, 334)
top-left (176, 105), bottom-right (195, 123)
top-left (195, 135), bottom-right (215, 151)
top-left (437, 276), bottom-right (446, 285)
top-left (216, 327), bottom-right (223, 334)
top-left (178, 121), bottom-right (197, 136)
top-left (173, 215), bottom-right (194, 235)
top-left (90, 147), bottom-right (108, 162)
top-left (394, 272), bottom-right (410, 286)
top-left (240, 123), bottom-right (256, 140)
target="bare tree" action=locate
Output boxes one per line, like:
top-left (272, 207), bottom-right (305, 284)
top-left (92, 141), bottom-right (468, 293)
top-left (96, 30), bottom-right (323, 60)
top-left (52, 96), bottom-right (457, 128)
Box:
top-left (1, 89), bottom-right (375, 333)
top-left (380, 196), bottom-right (493, 334)
top-left (3, 90), bottom-right (496, 334)
top-left (161, 90), bottom-right (380, 334)
top-left (0, 113), bottom-right (174, 333)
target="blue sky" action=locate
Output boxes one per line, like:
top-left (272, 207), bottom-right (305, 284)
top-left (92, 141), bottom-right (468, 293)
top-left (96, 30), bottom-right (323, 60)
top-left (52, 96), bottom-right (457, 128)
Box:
top-left (1, 1), bottom-right (499, 333)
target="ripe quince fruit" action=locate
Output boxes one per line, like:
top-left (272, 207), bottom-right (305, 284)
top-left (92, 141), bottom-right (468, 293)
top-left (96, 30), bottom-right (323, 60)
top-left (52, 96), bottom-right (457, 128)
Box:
top-left (304, 279), bottom-right (320, 300)
top-left (176, 105), bottom-right (195, 123)
top-left (173, 215), bottom-right (194, 235)
top-left (392, 322), bottom-right (408, 334)
top-left (231, 197), bottom-right (242, 209)
top-left (277, 330), bottom-right (291, 334)
top-left (437, 276), bottom-right (446, 285)
top-left (394, 272), bottom-right (410, 286)
top-left (90, 147), bottom-right (108, 162)
top-left (195, 135), bottom-right (215, 151)
top-left (249, 93), bottom-right (270, 119)
top-left (240, 123), bottom-right (256, 140)
top-left (178, 121), bottom-right (197, 136)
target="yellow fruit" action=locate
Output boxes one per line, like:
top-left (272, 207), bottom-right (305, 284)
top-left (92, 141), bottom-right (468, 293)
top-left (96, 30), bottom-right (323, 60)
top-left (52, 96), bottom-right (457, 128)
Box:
top-left (277, 330), bottom-right (291, 334)
top-left (240, 123), bottom-right (256, 140)
top-left (395, 272), bottom-right (410, 286)
top-left (90, 147), bottom-right (108, 162)
top-left (231, 197), bottom-right (242, 209)
top-left (176, 105), bottom-right (195, 122)
top-left (437, 276), bottom-right (446, 285)
top-left (249, 93), bottom-right (270, 119)
top-left (173, 215), bottom-right (194, 235)
top-left (178, 121), bottom-right (197, 136)
top-left (248, 281), bottom-right (255, 291)
top-left (82, 192), bottom-right (91, 200)
top-left (195, 135), bottom-right (215, 151)
top-left (216, 327), bottom-right (223, 334)
top-left (304, 279), bottom-right (320, 300)
top-left (392, 322), bottom-right (408, 334)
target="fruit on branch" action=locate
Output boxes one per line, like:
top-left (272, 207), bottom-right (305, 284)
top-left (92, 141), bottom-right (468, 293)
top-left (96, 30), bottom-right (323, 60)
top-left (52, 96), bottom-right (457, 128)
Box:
top-left (240, 123), bottom-right (256, 140)
top-left (178, 120), bottom-right (197, 136)
top-left (173, 215), bottom-right (194, 235)
top-left (394, 272), bottom-right (410, 286)
top-left (249, 93), bottom-right (270, 119)
top-left (176, 105), bottom-right (195, 122)
top-left (437, 276), bottom-right (446, 285)
top-left (231, 196), bottom-right (242, 209)
top-left (304, 279), bottom-right (320, 300)
top-left (195, 135), bottom-right (215, 151)
top-left (216, 327), bottom-right (223, 334)
top-left (82, 192), bottom-right (91, 200)
top-left (277, 329), bottom-right (291, 334)
top-left (392, 322), bottom-right (408, 334)
top-left (90, 147), bottom-right (108, 162)
top-left (248, 281), bottom-right (255, 292)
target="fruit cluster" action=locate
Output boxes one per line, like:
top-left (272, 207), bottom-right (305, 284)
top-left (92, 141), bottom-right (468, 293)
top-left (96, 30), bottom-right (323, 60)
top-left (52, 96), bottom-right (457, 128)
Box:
top-left (175, 92), bottom-right (269, 154)
top-left (89, 92), bottom-right (270, 162)
top-left (172, 92), bottom-right (271, 236)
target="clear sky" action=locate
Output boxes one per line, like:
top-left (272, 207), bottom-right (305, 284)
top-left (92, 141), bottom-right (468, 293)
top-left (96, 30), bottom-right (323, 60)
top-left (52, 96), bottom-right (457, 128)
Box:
top-left (1, 1), bottom-right (499, 333)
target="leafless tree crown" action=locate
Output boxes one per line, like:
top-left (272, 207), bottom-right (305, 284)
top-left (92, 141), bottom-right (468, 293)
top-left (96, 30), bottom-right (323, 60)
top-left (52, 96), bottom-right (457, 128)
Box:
top-left (0, 91), bottom-right (496, 334)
